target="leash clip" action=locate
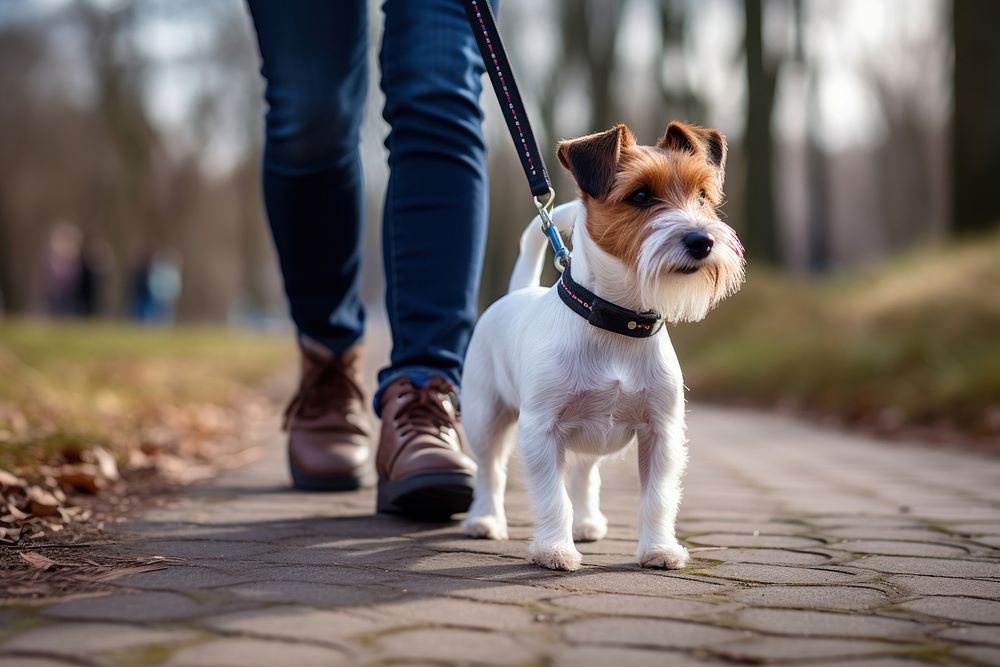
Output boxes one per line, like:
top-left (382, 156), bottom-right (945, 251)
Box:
top-left (533, 188), bottom-right (570, 272)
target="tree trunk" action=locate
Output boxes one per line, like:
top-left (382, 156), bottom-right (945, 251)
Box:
top-left (743, 0), bottom-right (780, 264)
top-left (0, 188), bottom-right (19, 313)
top-left (952, 0), bottom-right (1000, 232)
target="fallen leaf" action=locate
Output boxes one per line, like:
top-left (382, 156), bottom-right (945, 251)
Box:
top-left (91, 447), bottom-right (119, 481)
top-left (27, 487), bottom-right (61, 516)
top-left (19, 552), bottom-right (58, 570)
top-left (57, 463), bottom-right (104, 494)
top-left (0, 469), bottom-right (25, 493)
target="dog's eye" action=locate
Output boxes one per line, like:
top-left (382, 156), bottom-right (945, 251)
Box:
top-left (697, 189), bottom-right (709, 206)
top-left (627, 188), bottom-right (653, 208)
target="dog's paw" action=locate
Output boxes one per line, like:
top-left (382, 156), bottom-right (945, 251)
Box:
top-left (573, 517), bottom-right (608, 543)
top-left (529, 543), bottom-right (583, 571)
top-left (463, 515), bottom-right (508, 540)
top-left (638, 543), bottom-right (689, 569)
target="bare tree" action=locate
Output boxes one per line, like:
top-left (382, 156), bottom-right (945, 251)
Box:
top-left (793, 0), bottom-right (830, 272)
top-left (743, 0), bottom-right (780, 264)
top-left (953, 0), bottom-right (1000, 232)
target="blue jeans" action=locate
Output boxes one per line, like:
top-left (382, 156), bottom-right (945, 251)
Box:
top-left (247, 0), bottom-right (488, 411)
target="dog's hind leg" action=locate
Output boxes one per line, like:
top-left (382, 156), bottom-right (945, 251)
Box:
top-left (569, 456), bottom-right (608, 542)
top-left (462, 382), bottom-right (516, 541)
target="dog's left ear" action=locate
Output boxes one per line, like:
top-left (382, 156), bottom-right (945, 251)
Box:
top-left (557, 124), bottom-right (636, 199)
top-left (658, 121), bottom-right (728, 186)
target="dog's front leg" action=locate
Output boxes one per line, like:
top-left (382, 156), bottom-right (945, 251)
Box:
top-left (636, 428), bottom-right (689, 569)
top-left (520, 419), bottom-right (582, 571)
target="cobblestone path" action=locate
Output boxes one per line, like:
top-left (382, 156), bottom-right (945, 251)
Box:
top-left (2, 405), bottom-right (1000, 666)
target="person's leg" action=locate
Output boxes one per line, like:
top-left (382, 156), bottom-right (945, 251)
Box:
top-left (247, 0), bottom-right (368, 354)
top-left (371, 0), bottom-right (492, 516)
top-left (375, 0), bottom-right (490, 406)
top-left (247, 1), bottom-right (373, 491)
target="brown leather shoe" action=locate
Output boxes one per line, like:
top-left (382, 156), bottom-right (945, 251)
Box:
top-left (376, 376), bottom-right (476, 518)
top-left (284, 341), bottom-right (373, 491)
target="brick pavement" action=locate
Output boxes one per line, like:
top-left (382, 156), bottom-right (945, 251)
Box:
top-left (2, 400), bottom-right (999, 666)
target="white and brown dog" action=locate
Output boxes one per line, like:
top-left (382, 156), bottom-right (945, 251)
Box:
top-left (461, 121), bottom-right (745, 571)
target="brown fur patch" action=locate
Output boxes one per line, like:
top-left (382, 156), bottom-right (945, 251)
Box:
top-left (583, 146), bottom-right (723, 268)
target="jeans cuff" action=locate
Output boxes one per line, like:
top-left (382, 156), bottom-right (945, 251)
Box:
top-left (373, 366), bottom-right (462, 416)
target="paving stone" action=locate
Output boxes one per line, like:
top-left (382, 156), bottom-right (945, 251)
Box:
top-left (687, 533), bottom-right (826, 549)
top-left (731, 585), bottom-right (890, 611)
top-left (41, 591), bottom-right (238, 623)
top-left (166, 638), bottom-right (347, 667)
top-left (550, 570), bottom-right (731, 596)
top-left (691, 548), bottom-right (831, 566)
top-left (954, 645), bottom-right (1000, 666)
top-left (944, 522), bottom-right (1000, 537)
top-left (110, 565), bottom-right (263, 591)
top-left (224, 580), bottom-right (402, 607)
top-left (705, 563), bottom-right (860, 585)
top-left (821, 527), bottom-right (964, 542)
top-left (202, 606), bottom-right (386, 643)
top-left (805, 517), bottom-right (924, 529)
top-left (551, 646), bottom-right (691, 667)
top-left (374, 628), bottom-right (540, 665)
top-left (898, 596), bottom-right (1000, 624)
top-left (971, 535), bottom-right (1000, 549)
top-left (387, 575), bottom-right (562, 603)
top-left (375, 596), bottom-right (537, 630)
top-left (731, 608), bottom-right (931, 639)
top-left (1, 622), bottom-right (195, 655)
top-left (679, 520), bottom-right (809, 536)
top-left (886, 575), bottom-right (1000, 600)
top-left (551, 593), bottom-right (732, 619)
top-left (261, 544), bottom-right (434, 567)
top-left (802, 659), bottom-right (929, 667)
top-left (562, 617), bottom-right (746, 649)
top-left (715, 637), bottom-right (917, 662)
top-left (851, 556), bottom-right (1000, 578)
top-left (230, 563), bottom-right (406, 587)
top-left (117, 539), bottom-right (280, 560)
top-left (940, 625), bottom-right (1000, 646)
top-left (0, 658), bottom-right (80, 667)
top-left (831, 540), bottom-right (970, 557)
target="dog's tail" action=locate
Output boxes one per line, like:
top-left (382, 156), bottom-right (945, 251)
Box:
top-left (507, 200), bottom-right (582, 293)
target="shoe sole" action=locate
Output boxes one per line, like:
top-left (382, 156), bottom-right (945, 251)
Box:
top-left (377, 472), bottom-right (474, 519)
top-left (289, 454), bottom-right (373, 492)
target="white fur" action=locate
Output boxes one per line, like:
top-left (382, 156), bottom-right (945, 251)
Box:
top-left (462, 199), bottom-right (743, 571)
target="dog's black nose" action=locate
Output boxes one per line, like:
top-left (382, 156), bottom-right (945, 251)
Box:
top-left (683, 231), bottom-right (714, 260)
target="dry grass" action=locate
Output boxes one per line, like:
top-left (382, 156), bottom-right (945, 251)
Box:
top-left (0, 320), bottom-right (293, 480)
top-left (0, 320), bottom-right (293, 589)
top-left (670, 230), bottom-right (1000, 446)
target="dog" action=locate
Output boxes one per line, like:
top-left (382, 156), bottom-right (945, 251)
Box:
top-left (460, 121), bottom-right (745, 571)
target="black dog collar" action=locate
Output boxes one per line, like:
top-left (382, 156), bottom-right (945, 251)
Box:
top-left (557, 264), bottom-right (663, 338)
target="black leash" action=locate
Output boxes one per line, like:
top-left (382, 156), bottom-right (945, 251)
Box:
top-left (464, 0), bottom-right (665, 338)
top-left (463, 0), bottom-right (569, 271)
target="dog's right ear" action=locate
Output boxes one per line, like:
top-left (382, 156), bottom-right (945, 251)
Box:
top-left (557, 124), bottom-right (635, 199)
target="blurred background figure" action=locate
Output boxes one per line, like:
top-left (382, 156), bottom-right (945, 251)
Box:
top-left (40, 222), bottom-right (87, 317)
top-left (129, 248), bottom-right (182, 324)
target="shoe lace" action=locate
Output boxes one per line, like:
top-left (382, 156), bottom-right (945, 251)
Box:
top-left (392, 380), bottom-right (459, 446)
top-left (283, 358), bottom-right (363, 429)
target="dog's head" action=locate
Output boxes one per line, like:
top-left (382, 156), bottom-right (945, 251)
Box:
top-left (557, 121), bottom-right (745, 323)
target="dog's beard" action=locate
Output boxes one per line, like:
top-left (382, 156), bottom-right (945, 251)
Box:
top-left (636, 213), bottom-right (746, 323)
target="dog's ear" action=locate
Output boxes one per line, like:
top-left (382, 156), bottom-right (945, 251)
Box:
top-left (658, 121), bottom-right (728, 186)
top-left (557, 124), bottom-right (635, 199)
